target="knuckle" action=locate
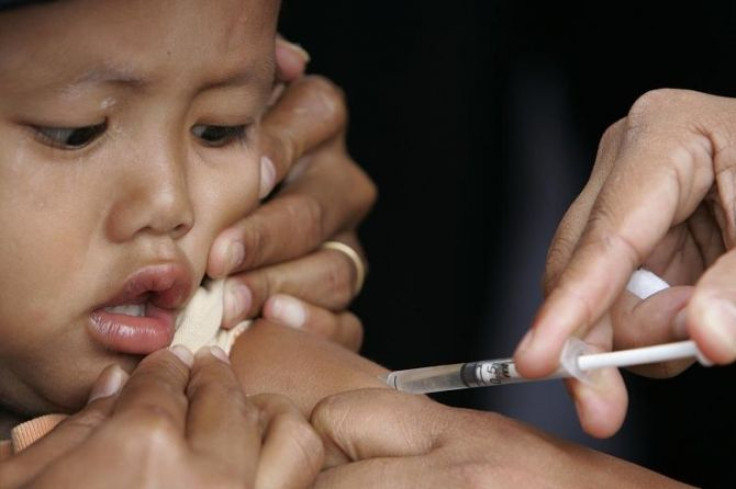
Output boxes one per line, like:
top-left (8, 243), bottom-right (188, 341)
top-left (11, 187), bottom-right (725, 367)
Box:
top-left (626, 89), bottom-right (714, 172)
top-left (286, 194), bottom-right (325, 247)
top-left (451, 461), bottom-right (502, 489)
top-left (280, 413), bottom-right (325, 474)
top-left (543, 220), bottom-right (580, 295)
top-left (187, 373), bottom-right (242, 404)
top-left (325, 251), bottom-right (356, 303)
top-left (586, 204), bottom-right (643, 267)
top-left (342, 313), bottom-right (364, 351)
top-left (62, 407), bottom-right (109, 433)
top-left (301, 74), bottom-right (348, 127)
top-left (125, 406), bottom-right (180, 449)
top-left (595, 118), bottom-right (625, 163)
top-left (543, 244), bottom-right (570, 295)
top-left (623, 89), bottom-right (678, 144)
top-left (627, 88), bottom-right (682, 122)
top-left (260, 129), bottom-right (291, 177)
top-left (348, 162), bottom-right (379, 220)
top-left (310, 393), bottom-right (349, 433)
top-left (238, 217), bottom-right (267, 268)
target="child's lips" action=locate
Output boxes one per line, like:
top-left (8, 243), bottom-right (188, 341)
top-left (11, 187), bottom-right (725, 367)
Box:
top-left (89, 305), bottom-right (177, 354)
top-left (88, 264), bottom-right (192, 355)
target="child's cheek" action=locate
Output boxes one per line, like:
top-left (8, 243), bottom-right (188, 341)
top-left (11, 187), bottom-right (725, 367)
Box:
top-left (184, 151), bottom-right (260, 279)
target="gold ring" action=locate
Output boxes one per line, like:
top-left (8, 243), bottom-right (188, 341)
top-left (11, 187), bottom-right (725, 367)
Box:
top-left (320, 241), bottom-right (366, 295)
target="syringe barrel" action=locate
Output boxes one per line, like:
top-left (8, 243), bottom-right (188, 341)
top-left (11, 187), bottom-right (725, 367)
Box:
top-left (385, 358), bottom-right (570, 394)
top-left (385, 358), bottom-right (529, 394)
top-left (385, 363), bottom-right (467, 394)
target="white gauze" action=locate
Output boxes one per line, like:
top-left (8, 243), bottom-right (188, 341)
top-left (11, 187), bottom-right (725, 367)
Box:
top-left (171, 279), bottom-right (250, 354)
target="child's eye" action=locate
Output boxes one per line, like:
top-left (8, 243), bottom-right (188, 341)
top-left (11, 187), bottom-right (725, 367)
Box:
top-left (192, 124), bottom-right (247, 147)
top-left (33, 122), bottom-right (107, 150)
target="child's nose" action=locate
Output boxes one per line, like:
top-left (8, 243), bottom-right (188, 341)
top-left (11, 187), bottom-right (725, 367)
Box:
top-left (106, 144), bottom-right (194, 243)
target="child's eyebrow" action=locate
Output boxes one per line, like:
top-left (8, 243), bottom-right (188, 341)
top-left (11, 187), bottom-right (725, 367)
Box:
top-left (70, 66), bottom-right (258, 92)
top-left (74, 67), bottom-right (147, 89)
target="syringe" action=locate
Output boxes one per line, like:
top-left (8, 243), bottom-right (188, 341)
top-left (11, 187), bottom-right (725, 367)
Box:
top-left (382, 339), bottom-right (711, 394)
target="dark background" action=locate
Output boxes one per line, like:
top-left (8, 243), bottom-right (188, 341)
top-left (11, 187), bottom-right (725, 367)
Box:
top-left (280, 3), bottom-right (736, 487)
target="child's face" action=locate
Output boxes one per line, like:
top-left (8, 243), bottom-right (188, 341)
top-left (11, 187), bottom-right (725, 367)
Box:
top-left (0, 0), bottom-right (278, 416)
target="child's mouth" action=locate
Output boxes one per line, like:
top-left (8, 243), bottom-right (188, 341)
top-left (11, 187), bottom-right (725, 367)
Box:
top-left (103, 304), bottom-right (146, 316)
top-left (87, 264), bottom-right (192, 355)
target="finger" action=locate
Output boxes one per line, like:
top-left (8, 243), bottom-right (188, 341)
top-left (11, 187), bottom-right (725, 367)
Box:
top-left (259, 76), bottom-right (347, 196)
top-left (221, 234), bottom-right (365, 327)
top-left (688, 249), bottom-right (736, 364)
top-left (613, 285), bottom-right (695, 377)
top-left (251, 394), bottom-right (323, 489)
top-left (542, 119), bottom-right (625, 296)
top-left (209, 146), bottom-right (375, 278)
top-left (564, 317), bottom-right (628, 438)
top-left (112, 347), bottom-right (192, 433)
top-left (0, 366), bottom-right (126, 488)
top-left (515, 90), bottom-right (720, 377)
top-left (565, 369), bottom-right (628, 439)
top-left (275, 35), bottom-right (310, 82)
top-left (311, 389), bottom-right (439, 468)
top-left (186, 347), bottom-right (260, 480)
top-left (263, 295), bottom-right (364, 351)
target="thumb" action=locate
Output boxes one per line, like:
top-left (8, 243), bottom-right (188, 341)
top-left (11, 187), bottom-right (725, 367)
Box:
top-left (310, 388), bottom-right (439, 468)
top-left (688, 250), bottom-right (736, 364)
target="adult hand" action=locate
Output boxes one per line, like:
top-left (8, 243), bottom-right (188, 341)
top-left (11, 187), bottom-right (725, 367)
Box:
top-left (311, 389), bottom-right (691, 488)
top-left (207, 37), bottom-right (376, 352)
top-left (0, 347), bottom-right (322, 488)
top-left (513, 88), bottom-right (736, 437)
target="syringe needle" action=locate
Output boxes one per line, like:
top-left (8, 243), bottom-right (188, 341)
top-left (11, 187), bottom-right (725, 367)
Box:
top-left (383, 340), bottom-right (711, 395)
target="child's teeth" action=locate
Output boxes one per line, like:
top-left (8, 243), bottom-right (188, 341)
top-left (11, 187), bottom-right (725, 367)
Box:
top-left (104, 304), bottom-right (145, 316)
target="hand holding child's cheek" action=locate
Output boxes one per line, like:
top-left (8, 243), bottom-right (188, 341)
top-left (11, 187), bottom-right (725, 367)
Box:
top-left (208, 74), bottom-right (376, 329)
top-left (263, 294), bottom-right (364, 351)
top-left (275, 35), bottom-right (310, 82)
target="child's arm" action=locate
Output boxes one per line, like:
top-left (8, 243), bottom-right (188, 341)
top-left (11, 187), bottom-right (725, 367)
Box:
top-left (230, 319), bottom-right (387, 415)
top-left (229, 320), bottom-right (692, 489)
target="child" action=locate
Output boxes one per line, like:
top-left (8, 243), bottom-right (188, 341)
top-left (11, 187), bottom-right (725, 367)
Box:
top-left (0, 0), bottom-right (383, 441)
top-left (0, 2), bottom-right (384, 486)
top-left (0, 0), bottom-right (284, 421)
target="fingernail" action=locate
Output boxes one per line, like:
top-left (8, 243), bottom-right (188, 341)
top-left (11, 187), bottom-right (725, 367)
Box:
top-left (169, 345), bottom-right (194, 367)
top-left (224, 283), bottom-right (252, 323)
top-left (227, 241), bottom-right (245, 272)
top-left (209, 345), bottom-right (231, 364)
top-left (88, 365), bottom-right (128, 404)
top-left (276, 37), bottom-right (311, 63)
top-left (269, 295), bottom-right (307, 328)
top-left (672, 309), bottom-right (689, 339)
top-left (701, 298), bottom-right (736, 353)
top-left (259, 155), bottom-right (277, 199)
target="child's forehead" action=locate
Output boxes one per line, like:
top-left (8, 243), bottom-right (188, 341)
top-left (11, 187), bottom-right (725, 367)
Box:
top-left (0, 0), bottom-right (278, 94)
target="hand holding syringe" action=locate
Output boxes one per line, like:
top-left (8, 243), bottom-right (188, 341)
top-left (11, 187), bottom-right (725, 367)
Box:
top-left (383, 269), bottom-right (713, 394)
top-left (383, 338), bottom-right (712, 394)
